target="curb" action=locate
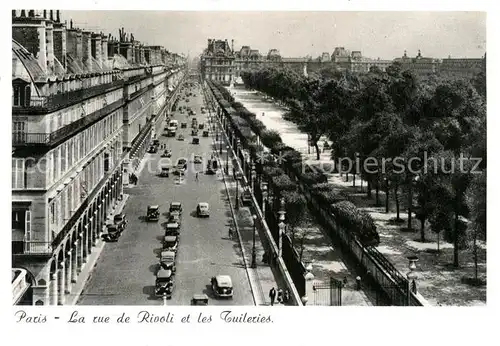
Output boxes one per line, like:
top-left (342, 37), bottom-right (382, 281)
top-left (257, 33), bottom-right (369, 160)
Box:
top-left (68, 194), bottom-right (130, 305)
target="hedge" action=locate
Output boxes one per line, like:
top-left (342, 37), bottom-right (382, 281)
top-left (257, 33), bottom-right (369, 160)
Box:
top-left (330, 201), bottom-right (380, 246)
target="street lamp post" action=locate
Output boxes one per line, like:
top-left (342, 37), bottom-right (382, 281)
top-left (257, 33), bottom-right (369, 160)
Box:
top-left (384, 177), bottom-right (390, 213)
top-left (220, 128), bottom-right (223, 154)
top-left (251, 164), bottom-right (256, 192)
top-left (407, 256), bottom-right (419, 306)
top-left (225, 146), bottom-right (229, 174)
top-left (251, 214), bottom-right (257, 268)
top-left (262, 182), bottom-right (268, 215)
top-left (235, 176), bottom-right (240, 210)
top-left (277, 197), bottom-right (286, 258)
top-left (408, 175), bottom-right (419, 230)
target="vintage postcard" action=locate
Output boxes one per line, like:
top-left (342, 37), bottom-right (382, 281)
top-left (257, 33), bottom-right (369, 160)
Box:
top-left (5, 1), bottom-right (493, 345)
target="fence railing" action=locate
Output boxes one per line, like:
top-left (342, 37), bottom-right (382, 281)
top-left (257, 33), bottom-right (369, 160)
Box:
top-left (23, 241), bottom-right (53, 255)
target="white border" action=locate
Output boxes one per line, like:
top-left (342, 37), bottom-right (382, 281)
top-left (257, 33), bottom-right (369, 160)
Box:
top-left (1, 1), bottom-right (497, 345)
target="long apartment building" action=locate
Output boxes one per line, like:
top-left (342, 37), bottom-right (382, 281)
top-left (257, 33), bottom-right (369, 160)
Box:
top-left (11, 9), bottom-right (186, 305)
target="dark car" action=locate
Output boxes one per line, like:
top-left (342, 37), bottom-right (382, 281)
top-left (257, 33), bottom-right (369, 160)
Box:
top-left (163, 235), bottom-right (179, 252)
top-left (148, 145), bottom-right (158, 153)
top-left (113, 213), bottom-right (127, 230)
top-left (169, 202), bottom-right (183, 214)
top-left (147, 205), bottom-right (160, 222)
top-left (155, 269), bottom-right (174, 298)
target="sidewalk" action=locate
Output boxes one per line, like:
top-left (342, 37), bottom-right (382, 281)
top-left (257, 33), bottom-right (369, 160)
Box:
top-left (208, 124), bottom-right (286, 306)
top-left (220, 155), bottom-right (287, 306)
top-left (69, 194), bottom-right (130, 305)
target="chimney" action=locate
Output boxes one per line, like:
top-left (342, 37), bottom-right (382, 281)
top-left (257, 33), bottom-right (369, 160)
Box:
top-left (231, 39), bottom-right (234, 52)
top-left (82, 31), bottom-right (92, 71)
top-left (12, 12), bottom-right (49, 73)
top-left (101, 34), bottom-right (109, 69)
top-left (53, 21), bottom-right (67, 70)
top-left (66, 28), bottom-right (83, 64)
top-left (45, 18), bottom-right (55, 73)
top-left (91, 33), bottom-right (102, 69)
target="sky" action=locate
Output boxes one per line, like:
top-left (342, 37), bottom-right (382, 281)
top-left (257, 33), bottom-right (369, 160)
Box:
top-left (63, 11), bottom-right (486, 60)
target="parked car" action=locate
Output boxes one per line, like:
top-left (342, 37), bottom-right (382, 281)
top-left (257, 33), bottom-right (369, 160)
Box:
top-left (104, 224), bottom-right (120, 242)
top-left (160, 166), bottom-right (170, 177)
top-left (113, 213), bottom-right (127, 230)
top-left (147, 205), bottom-right (160, 222)
top-left (165, 222), bottom-right (180, 236)
top-left (148, 145), bottom-right (158, 153)
top-left (241, 189), bottom-right (253, 206)
top-left (178, 134), bottom-right (185, 141)
top-left (155, 269), bottom-right (174, 298)
top-left (211, 275), bottom-right (233, 298)
top-left (159, 250), bottom-right (177, 272)
top-left (161, 149), bottom-right (172, 158)
top-left (192, 137), bottom-right (200, 145)
top-left (197, 202), bottom-right (210, 217)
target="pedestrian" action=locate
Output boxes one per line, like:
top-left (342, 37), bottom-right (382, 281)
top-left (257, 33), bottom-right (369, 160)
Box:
top-left (195, 172), bottom-right (199, 181)
top-left (277, 288), bottom-right (283, 304)
top-left (356, 276), bottom-right (361, 291)
top-left (269, 287), bottom-right (276, 306)
top-left (284, 289), bottom-right (290, 304)
top-left (343, 276), bottom-right (348, 287)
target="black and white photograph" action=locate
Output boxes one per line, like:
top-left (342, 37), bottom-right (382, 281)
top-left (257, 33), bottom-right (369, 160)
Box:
top-left (9, 7), bottom-right (489, 310)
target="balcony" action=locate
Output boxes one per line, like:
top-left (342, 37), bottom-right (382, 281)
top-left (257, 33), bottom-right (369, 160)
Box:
top-left (12, 99), bottom-right (124, 148)
top-left (22, 241), bottom-right (53, 255)
top-left (13, 80), bottom-right (125, 114)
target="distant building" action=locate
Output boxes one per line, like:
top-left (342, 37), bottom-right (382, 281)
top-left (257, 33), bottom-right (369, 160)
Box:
top-left (439, 54), bottom-right (486, 77)
top-left (393, 50), bottom-right (440, 75)
top-left (200, 39), bottom-right (235, 85)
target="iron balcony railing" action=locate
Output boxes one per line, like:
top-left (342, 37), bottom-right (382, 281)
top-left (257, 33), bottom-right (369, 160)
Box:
top-left (12, 99), bottom-right (124, 147)
top-left (14, 80), bottom-right (125, 111)
top-left (22, 241), bottom-right (53, 255)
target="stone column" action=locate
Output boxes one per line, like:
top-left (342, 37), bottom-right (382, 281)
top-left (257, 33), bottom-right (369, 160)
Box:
top-left (32, 285), bottom-right (49, 306)
top-left (83, 224), bottom-right (90, 260)
top-left (72, 241), bottom-right (78, 282)
top-left (91, 215), bottom-right (97, 246)
top-left (49, 272), bottom-right (58, 306)
top-left (57, 262), bottom-right (65, 305)
top-left (65, 251), bottom-right (72, 294)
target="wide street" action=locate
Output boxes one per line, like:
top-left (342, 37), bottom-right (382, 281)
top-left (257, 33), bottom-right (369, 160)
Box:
top-left (77, 79), bottom-right (254, 305)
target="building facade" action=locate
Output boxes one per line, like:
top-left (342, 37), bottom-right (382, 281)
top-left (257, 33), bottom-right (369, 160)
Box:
top-left (11, 9), bottom-right (186, 305)
top-left (200, 39), bottom-right (236, 84)
top-left (439, 55), bottom-right (486, 77)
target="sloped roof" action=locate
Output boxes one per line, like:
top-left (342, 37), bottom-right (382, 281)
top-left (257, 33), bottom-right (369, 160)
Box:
top-left (111, 54), bottom-right (132, 69)
top-left (12, 39), bottom-right (48, 83)
top-left (66, 53), bottom-right (85, 74)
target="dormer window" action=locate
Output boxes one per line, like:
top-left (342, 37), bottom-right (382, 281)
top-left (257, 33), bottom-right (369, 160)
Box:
top-left (12, 80), bottom-right (31, 107)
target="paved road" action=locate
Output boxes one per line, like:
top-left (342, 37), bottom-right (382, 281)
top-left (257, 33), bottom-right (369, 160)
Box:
top-left (77, 80), bottom-right (254, 306)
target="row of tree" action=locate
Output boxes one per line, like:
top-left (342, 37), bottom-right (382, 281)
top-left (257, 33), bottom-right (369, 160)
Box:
top-left (240, 64), bottom-right (486, 280)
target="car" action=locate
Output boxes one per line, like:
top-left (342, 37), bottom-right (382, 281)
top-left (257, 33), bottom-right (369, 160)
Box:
top-left (191, 294), bottom-right (209, 306)
top-left (168, 213), bottom-right (181, 226)
top-left (163, 235), bottom-right (179, 252)
top-left (148, 145), bottom-right (158, 153)
top-left (177, 134), bottom-right (185, 141)
top-left (113, 213), bottom-right (127, 230)
top-left (160, 166), bottom-right (170, 177)
top-left (169, 201), bottom-right (183, 214)
top-left (152, 139), bottom-right (160, 147)
top-left (161, 149), bottom-right (172, 158)
top-left (192, 137), bottom-right (200, 145)
top-left (194, 155), bottom-right (203, 164)
top-left (147, 205), bottom-right (160, 222)
top-left (165, 222), bottom-right (180, 236)
top-left (211, 275), bottom-right (233, 298)
top-left (159, 250), bottom-right (177, 272)
top-left (176, 159), bottom-right (187, 171)
top-left (104, 224), bottom-right (120, 242)
top-left (197, 202), bottom-right (210, 217)
top-left (155, 268), bottom-right (174, 298)
top-left (241, 189), bottom-right (253, 206)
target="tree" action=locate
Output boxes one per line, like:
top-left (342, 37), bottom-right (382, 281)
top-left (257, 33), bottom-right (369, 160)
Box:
top-left (465, 171), bottom-right (486, 282)
top-left (282, 191), bottom-right (307, 247)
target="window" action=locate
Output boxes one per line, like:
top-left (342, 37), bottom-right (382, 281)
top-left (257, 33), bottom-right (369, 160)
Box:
top-left (25, 210), bottom-right (31, 240)
top-left (12, 121), bottom-right (26, 144)
top-left (12, 210), bottom-right (25, 230)
top-left (12, 159), bottom-right (25, 189)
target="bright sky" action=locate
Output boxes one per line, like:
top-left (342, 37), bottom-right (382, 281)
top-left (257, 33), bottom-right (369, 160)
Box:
top-left (63, 11), bottom-right (486, 60)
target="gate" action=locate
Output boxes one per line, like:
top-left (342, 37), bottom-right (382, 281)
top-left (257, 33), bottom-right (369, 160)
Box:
top-left (312, 277), bottom-right (343, 306)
